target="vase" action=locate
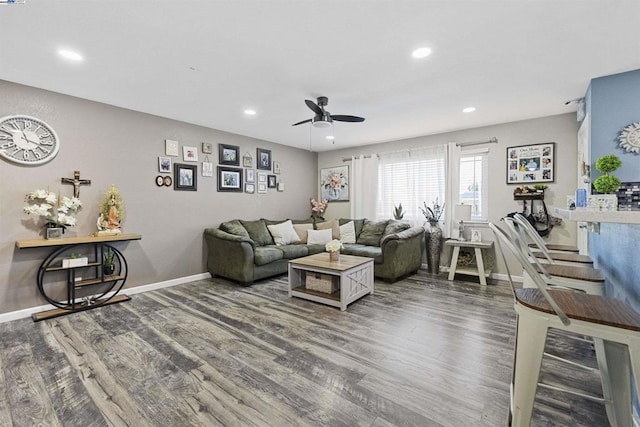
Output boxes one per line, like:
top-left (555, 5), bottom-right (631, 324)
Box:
top-left (426, 222), bottom-right (443, 274)
top-left (103, 264), bottom-right (115, 276)
top-left (46, 227), bottom-right (64, 239)
top-left (329, 251), bottom-right (339, 262)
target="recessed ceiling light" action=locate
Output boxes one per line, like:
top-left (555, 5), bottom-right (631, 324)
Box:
top-left (411, 47), bottom-right (432, 59)
top-left (462, 107), bottom-right (476, 113)
top-left (58, 49), bottom-right (83, 61)
top-left (244, 109), bottom-right (256, 116)
top-left (326, 135), bottom-right (335, 140)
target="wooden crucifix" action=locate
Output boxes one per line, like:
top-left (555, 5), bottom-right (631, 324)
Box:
top-left (61, 170), bottom-right (91, 198)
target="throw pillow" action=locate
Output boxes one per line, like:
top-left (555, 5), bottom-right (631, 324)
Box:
top-left (240, 219), bottom-right (274, 246)
top-left (306, 229), bottom-right (333, 245)
top-left (316, 219), bottom-right (340, 239)
top-left (356, 220), bottom-right (389, 246)
top-left (267, 220), bottom-right (300, 246)
top-left (339, 218), bottom-right (365, 239)
top-left (383, 220), bottom-right (411, 237)
top-left (339, 221), bottom-right (356, 244)
top-left (293, 223), bottom-right (314, 243)
top-left (219, 219), bottom-right (250, 238)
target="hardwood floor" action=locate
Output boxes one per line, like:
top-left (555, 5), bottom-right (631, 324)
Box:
top-left (0, 272), bottom-right (609, 426)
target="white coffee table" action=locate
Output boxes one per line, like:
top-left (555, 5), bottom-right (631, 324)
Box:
top-left (288, 253), bottom-right (374, 311)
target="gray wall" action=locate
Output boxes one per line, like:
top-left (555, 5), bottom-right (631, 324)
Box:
top-left (318, 113), bottom-right (580, 276)
top-left (0, 80), bottom-right (317, 314)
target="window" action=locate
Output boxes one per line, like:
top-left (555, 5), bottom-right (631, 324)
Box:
top-left (376, 146), bottom-right (446, 224)
top-left (459, 152), bottom-right (488, 219)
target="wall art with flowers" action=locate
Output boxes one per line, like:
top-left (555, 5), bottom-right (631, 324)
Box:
top-left (320, 165), bottom-right (349, 202)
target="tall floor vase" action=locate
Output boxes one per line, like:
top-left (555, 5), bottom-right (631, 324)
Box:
top-left (426, 222), bottom-right (443, 274)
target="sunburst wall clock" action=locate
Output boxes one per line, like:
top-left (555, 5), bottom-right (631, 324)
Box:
top-left (618, 121), bottom-right (640, 154)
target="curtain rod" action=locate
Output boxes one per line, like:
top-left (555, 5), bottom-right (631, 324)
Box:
top-left (456, 137), bottom-right (498, 147)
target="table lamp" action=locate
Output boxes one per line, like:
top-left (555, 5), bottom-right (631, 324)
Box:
top-left (454, 204), bottom-right (472, 240)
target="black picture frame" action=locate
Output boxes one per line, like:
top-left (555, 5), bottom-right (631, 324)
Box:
top-left (174, 163), bottom-right (197, 191)
top-left (257, 148), bottom-right (272, 170)
top-left (217, 166), bottom-right (243, 192)
top-left (267, 174), bottom-right (277, 188)
top-left (218, 144), bottom-right (240, 166)
top-left (506, 142), bottom-right (556, 184)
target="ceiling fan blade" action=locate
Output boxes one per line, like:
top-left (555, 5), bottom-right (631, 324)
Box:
top-left (305, 99), bottom-right (323, 116)
top-left (331, 115), bottom-right (365, 123)
top-left (292, 118), bottom-right (312, 126)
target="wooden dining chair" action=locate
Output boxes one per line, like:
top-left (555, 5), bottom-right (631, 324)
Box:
top-left (490, 222), bottom-right (640, 427)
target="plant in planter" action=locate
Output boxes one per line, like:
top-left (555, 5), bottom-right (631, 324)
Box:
top-left (393, 203), bottom-right (405, 220)
top-left (103, 248), bottom-right (116, 275)
top-left (593, 154), bottom-right (622, 194)
top-left (533, 184), bottom-right (548, 192)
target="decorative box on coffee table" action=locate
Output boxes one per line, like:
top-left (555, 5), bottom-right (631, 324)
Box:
top-left (288, 253), bottom-right (374, 311)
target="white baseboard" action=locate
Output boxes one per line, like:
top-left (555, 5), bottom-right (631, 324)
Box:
top-left (0, 272), bottom-right (212, 323)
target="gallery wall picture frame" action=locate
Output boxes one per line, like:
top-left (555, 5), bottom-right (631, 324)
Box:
top-left (257, 183), bottom-right (267, 194)
top-left (277, 182), bottom-right (285, 192)
top-left (273, 161), bottom-right (281, 174)
top-left (245, 168), bottom-right (255, 183)
top-left (471, 229), bottom-right (482, 242)
top-left (155, 175), bottom-right (164, 187)
top-left (163, 175), bottom-right (172, 186)
top-left (257, 172), bottom-right (267, 184)
top-left (506, 142), bottom-right (555, 184)
top-left (219, 144), bottom-right (240, 166)
top-left (165, 139), bottom-right (179, 156)
top-left (182, 145), bottom-right (198, 162)
top-left (257, 148), bottom-right (271, 170)
top-left (174, 163), bottom-right (197, 191)
top-left (267, 174), bottom-right (277, 188)
top-left (243, 152), bottom-right (253, 168)
top-left (158, 156), bottom-right (172, 173)
top-left (217, 166), bottom-right (243, 192)
top-left (245, 183), bottom-right (255, 194)
top-left (320, 165), bottom-right (349, 202)
top-left (202, 160), bottom-right (213, 177)
top-left (202, 142), bottom-right (213, 154)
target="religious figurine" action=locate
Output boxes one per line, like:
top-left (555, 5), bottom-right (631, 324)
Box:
top-left (95, 185), bottom-right (125, 236)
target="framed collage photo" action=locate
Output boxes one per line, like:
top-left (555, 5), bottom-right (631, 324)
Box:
top-left (217, 166), bottom-right (243, 192)
top-left (174, 163), bottom-right (197, 191)
top-left (257, 148), bottom-right (271, 170)
top-left (219, 144), bottom-right (240, 166)
top-left (506, 142), bottom-right (555, 184)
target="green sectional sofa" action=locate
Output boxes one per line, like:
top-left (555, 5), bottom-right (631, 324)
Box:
top-left (204, 218), bottom-right (424, 285)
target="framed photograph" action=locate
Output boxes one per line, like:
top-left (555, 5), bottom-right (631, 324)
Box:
top-left (257, 172), bottom-right (267, 183)
top-left (218, 144), bottom-right (240, 166)
top-left (202, 142), bottom-right (213, 154)
top-left (245, 183), bottom-right (255, 194)
top-left (257, 148), bottom-right (271, 170)
top-left (202, 161), bottom-right (213, 177)
top-left (183, 145), bottom-right (198, 162)
top-left (257, 183), bottom-right (267, 194)
top-left (471, 229), bottom-right (482, 242)
top-left (245, 169), bottom-right (255, 183)
top-left (273, 161), bottom-right (281, 174)
top-left (277, 182), bottom-right (285, 192)
top-left (217, 166), bottom-right (243, 192)
top-left (165, 139), bottom-right (179, 156)
top-left (155, 175), bottom-right (164, 186)
top-left (243, 152), bottom-right (253, 168)
top-left (320, 165), bottom-right (349, 202)
top-left (174, 163), bottom-right (197, 191)
top-left (267, 174), bottom-right (276, 188)
top-left (163, 175), bottom-right (172, 187)
top-left (158, 156), bottom-right (172, 173)
top-left (506, 142), bottom-right (555, 184)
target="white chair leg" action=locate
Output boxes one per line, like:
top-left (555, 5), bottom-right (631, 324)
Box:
top-left (512, 314), bottom-right (548, 426)
top-left (594, 339), bottom-right (631, 427)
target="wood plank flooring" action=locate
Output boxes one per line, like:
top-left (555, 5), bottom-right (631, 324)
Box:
top-left (0, 272), bottom-right (610, 426)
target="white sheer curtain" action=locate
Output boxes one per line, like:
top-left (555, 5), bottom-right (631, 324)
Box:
top-left (377, 145), bottom-right (447, 227)
top-left (350, 155), bottom-right (379, 219)
top-left (446, 142), bottom-right (461, 237)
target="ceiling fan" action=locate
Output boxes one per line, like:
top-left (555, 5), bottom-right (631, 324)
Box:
top-left (292, 96), bottom-right (365, 128)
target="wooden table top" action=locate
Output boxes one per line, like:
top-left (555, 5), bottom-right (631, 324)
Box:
top-left (289, 252), bottom-right (373, 272)
top-left (445, 239), bottom-right (494, 249)
top-left (16, 233), bottom-right (142, 249)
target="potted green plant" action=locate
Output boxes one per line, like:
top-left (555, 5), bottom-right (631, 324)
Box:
top-left (533, 184), bottom-right (548, 192)
top-left (393, 203), bottom-right (405, 220)
top-left (591, 154), bottom-right (622, 210)
top-left (103, 247), bottom-right (116, 275)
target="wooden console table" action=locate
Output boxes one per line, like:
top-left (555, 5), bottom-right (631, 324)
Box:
top-left (16, 233), bottom-right (142, 321)
top-left (445, 240), bottom-right (494, 286)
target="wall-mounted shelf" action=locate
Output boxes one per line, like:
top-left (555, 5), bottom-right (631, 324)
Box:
top-left (554, 207), bottom-right (640, 233)
top-left (514, 192), bottom-right (545, 200)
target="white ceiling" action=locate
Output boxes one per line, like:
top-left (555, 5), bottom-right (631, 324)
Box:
top-left (1, 1), bottom-right (639, 152)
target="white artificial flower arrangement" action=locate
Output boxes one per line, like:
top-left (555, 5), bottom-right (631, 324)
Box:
top-left (24, 189), bottom-right (82, 229)
top-left (325, 239), bottom-right (343, 253)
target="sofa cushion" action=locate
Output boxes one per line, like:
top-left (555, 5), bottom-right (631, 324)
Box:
top-left (293, 223), bottom-right (314, 243)
top-left (342, 244), bottom-right (383, 263)
top-left (307, 229), bottom-right (333, 245)
top-left (240, 220), bottom-right (274, 246)
top-left (267, 220), bottom-right (300, 246)
top-left (383, 220), bottom-right (411, 237)
top-left (306, 244), bottom-right (327, 255)
top-left (339, 218), bottom-right (365, 239)
top-left (356, 220), bottom-right (389, 247)
top-left (254, 246), bottom-right (284, 265)
top-left (339, 221), bottom-right (357, 244)
top-left (278, 244), bottom-right (309, 259)
top-left (219, 219), bottom-right (250, 238)
top-left (316, 219), bottom-right (340, 239)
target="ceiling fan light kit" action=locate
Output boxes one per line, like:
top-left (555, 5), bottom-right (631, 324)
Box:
top-left (293, 96), bottom-right (365, 128)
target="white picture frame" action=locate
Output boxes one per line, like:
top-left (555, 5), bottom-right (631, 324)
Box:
top-left (158, 156), bottom-right (172, 173)
top-left (257, 183), bottom-right (267, 194)
top-left (183, 145), bottom-right (198, 162)
top-left (165, 139), bottom-right (179, 157)
top-left (257, 172), bottom-right (267, 183)
top-left (202, 161), bottom-right (213, 177)
top-left (245, 183), bottom-right (255, 194)
top-left (245, 169), bottom-right (255, 183)
top-left (471, 229), bottom-right (482, 242)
